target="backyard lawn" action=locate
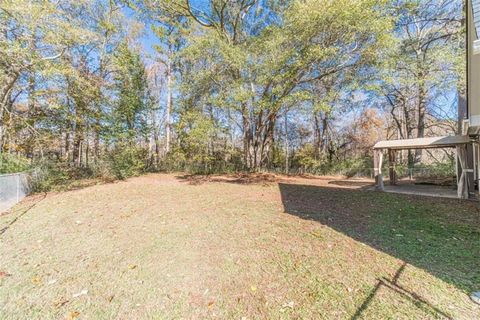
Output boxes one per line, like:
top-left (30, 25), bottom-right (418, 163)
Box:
top-left (0, 173), bottom-right (479, 319)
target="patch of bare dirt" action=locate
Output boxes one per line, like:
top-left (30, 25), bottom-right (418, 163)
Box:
top-left (175, 172), bottom-right (373, 189)
top-left (176, 172), bottom-right (286, 186)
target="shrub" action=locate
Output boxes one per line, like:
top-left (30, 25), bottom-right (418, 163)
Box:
top-left (24, 144), bottom-right (149, 192)
top-left (291, 144), bottom-right (324, 172)
top-left (30, 159), bottom-right (94, 192)
top-left (89, 159), bottom-right (116, 182)
top-left (107, 144), bottom-right (147, 179)
top-left (0, 153), bottom-right (30, 174)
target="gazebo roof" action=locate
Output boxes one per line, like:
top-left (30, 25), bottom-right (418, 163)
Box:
top-left (373, 136), bottom-right (472, 150)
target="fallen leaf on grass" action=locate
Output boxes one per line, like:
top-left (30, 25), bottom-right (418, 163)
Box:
top-left (280, 301), bottom-right (294, 312)
top-left (53, 297), bottom-right (69, 308)
top-left (31, 276), bottom-right (42, 285)
top-left (208, 301), bottom-right (215, 309)
top-left (310, 231), bottom-right (323, 239)
top-left (67, 311), bottom-right (80, 319)
top-left (72, 289), bottom-right (88, 298)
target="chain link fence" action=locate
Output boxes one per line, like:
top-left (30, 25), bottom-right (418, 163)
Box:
top-left (0, 172), bottom-right (31, 212)
top-left (269, 164), bottom-right (455, 182)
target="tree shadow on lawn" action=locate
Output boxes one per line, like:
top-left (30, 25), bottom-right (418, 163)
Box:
top-left (351, 262), bottom-right (455, 319)
top-left (0, 193), bottom-right (47, 236)
top-left (278, 183), bottom-right (480, 295)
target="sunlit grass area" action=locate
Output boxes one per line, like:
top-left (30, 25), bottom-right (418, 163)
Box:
top-left (0, 174), bottom-right (478, 319)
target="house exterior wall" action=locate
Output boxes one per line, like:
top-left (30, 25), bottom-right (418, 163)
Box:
top-left (468, 0), bottom-right (480, 129)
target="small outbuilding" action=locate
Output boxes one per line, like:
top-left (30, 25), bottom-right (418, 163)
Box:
top-left (373, 136), bottom-right (477, 199)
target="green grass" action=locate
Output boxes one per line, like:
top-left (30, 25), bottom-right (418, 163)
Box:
top-left (369, 194), bottom-right (479, 292)
top-left (0, 174), bottom-right (478, 319)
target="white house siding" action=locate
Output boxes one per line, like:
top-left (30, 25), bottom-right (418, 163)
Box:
top-left (469, 0), bottom-right (480, 128)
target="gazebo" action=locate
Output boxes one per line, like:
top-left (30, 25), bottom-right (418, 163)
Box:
top-left (373, 136), bottom-right (476, 199)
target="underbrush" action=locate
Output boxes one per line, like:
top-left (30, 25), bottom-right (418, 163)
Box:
top-left (395, 162), bottom-right (455, 179)
top-left (30, 160), bottom-right (102, 192)
top-left (0, 153), bottom-right (30, 174)
top-left (7, 150), bottom-right (457, 193)
top-left (29, 147), bottom-right (149, 192)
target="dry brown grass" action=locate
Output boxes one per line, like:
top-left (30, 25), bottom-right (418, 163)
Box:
top-left (0, 173), bottom-right (478, 319)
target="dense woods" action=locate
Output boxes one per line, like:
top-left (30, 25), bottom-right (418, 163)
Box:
top-left (0, 0), bottom-right (464, 188)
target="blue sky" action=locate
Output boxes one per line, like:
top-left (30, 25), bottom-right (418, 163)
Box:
top-left (122, 2), bottom-right (460, 123)
top-left (124, 0), bottom-right (213, 59)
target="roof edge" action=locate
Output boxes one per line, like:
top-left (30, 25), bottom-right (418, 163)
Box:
top-left (373, 136), bottom-right (472, 150)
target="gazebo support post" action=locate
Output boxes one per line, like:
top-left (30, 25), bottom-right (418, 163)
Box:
top-left (457, 145), bottom-right (468, 199)
top-left (374, 149), bottom-right (384, 191)
top-left (388, 149), bottom-right (397, 185)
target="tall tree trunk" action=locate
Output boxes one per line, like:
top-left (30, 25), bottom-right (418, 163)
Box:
top-left (260, 115), bottom-right (275, 168)
top-left (0, 92), bottom-right (9, 153)
top-left (458, 91), bottom-right (466, 135)
top-left (165, 60), bottom-right (172, 154)
top-left (313, 113), bottom-right (321, 158)
top-left (85, 133), bottom-right (90, 167)
top-left (64, 130), bottom-right (70, 162)
top-left (242, 108), bottom-right (251, 169)
top-left (72, 106), bottom-right (84, 167)
top-left (26, 72), bottom-right (37, 157)
top-left (0, 71), bottom-right (20, 154)
top-left (284, 112), bottom-right (289, 174)
top-left (93, 110), bottom-right (100, 162)
top-left (73, 133), bottom-right (82, 167)
top-left (321, 113), bottom-right (330, 154)
top-left (151, 108), bottom-right (161, 166)
top-left (415, 72), bottom-right (427, 163)
top-left (400, 97), bottom-right (415, 169)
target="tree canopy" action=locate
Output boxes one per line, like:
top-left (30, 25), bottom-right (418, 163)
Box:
top-left (0, 0), bottom-right (465, 182)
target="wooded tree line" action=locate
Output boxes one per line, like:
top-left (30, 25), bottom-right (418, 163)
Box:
top-left (0, 0), bottom-right (464, 182)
